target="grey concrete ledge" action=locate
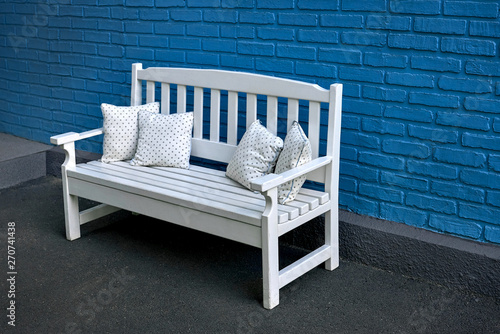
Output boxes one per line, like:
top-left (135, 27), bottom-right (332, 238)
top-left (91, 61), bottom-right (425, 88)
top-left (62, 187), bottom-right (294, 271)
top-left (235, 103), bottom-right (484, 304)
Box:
top-left (43, 146), bottom-right (500, 299)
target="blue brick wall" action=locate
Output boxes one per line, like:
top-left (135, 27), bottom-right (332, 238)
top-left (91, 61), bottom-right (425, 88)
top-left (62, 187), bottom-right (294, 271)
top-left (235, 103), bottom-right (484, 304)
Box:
top-left (1, 0), bottom-right (499, 244)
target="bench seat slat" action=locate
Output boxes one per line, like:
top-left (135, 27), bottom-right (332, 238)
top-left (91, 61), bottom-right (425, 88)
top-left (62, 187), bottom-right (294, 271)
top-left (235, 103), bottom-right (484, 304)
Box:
top-left (68, 166), bottom-right (263, 227)
top-left (82, 162), bottom-right (292, 223)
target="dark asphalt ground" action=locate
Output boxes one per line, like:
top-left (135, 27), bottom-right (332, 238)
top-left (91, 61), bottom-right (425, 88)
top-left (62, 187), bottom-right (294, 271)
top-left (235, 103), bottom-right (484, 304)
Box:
top-left (1, 176), bottom-right (499, 334)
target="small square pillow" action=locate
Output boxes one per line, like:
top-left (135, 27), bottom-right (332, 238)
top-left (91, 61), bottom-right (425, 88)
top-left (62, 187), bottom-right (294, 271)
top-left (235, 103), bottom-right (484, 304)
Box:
top-left (275, 121), bottom-right (312, 204)
top-left (130, 111), bottom-right (194, 169)
top-left (101, 102), bottom-right (160, 163)
top-left (226, 120), bottom-right (283, 190)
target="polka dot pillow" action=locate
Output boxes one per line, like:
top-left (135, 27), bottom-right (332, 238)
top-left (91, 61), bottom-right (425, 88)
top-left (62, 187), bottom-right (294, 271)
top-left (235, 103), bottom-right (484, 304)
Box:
top-left (226, 120), bottom-right (283, 190)
top-left (130, 111), bottom-right (194, 169)
top-left (275, 121), bottom-right (312, 204)
top-left (101, 102), bottom-right (160, 163)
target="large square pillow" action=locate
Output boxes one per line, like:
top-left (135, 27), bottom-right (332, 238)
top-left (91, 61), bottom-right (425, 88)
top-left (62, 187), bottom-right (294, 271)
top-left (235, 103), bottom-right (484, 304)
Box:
top-left (275, 121), bottom-right (312, 204)
top-left (101, 102), bottom-right (160, 163)
top-left (226, 120), bottom-right (283, 190)
top-left (130, 111), bottom-right (194, 169)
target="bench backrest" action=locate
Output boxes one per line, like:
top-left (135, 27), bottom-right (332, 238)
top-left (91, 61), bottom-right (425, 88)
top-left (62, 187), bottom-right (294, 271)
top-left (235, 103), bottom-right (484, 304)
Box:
top-left (130, 63), bottom-right (342, 184)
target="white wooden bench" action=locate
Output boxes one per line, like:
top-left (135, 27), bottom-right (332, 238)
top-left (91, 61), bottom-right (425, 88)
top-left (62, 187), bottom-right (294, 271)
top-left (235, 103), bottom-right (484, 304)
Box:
top-left (50, 63), bottom-right (343, 309)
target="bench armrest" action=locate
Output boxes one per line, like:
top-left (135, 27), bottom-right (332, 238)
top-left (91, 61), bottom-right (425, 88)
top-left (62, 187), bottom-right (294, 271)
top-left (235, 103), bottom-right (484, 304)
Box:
top-left (50, 128), bottom-right (104, 146)
top-left (250, 156), bottom-right (333, 192)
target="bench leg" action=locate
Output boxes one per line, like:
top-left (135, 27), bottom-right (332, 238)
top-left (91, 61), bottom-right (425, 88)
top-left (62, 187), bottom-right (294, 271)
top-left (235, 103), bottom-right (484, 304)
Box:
top-left (261, 187), bottom-right (279, 309)
top-left (62, 182), bottom-right (81, 241)
top-left (262, 221), bottom-right (279, 309)
top-left (324, 209), bottom-right (339, 271)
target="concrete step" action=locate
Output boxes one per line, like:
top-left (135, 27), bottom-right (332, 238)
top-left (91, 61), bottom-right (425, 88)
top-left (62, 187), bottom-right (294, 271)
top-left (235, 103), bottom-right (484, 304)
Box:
top-left (0, 133), bottom-right (52, 189)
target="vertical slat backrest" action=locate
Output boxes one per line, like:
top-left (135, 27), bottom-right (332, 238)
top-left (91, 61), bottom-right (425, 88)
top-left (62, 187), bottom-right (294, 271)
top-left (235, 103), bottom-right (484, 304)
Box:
top-left (131, 64), bottom-right (342, 183)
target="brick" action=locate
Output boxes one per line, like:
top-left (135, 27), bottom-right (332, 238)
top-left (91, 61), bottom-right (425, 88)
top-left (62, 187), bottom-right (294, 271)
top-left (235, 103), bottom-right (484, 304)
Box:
top-left (381, 171), bottom-right (428, 191)
top-left (438, 76), bottom-right (491, 93)
top-left (220, 55), bottom-right (254, 69)
top-left (298, 0), bottom-right (339, 10)
top-left (111, 7), bottom-right (139, 20)
top-left (465, 60), bottom-right (500, 77)
top-left (390, 0), bottom-right (440, 14)
top-left (340, 161), bottom-right (379, 182)
top-left (339, 67), bottom-right (384, 83)
top-left (84, 31), bottom-right (110, 43)
top-left (407, 160), bottom-right (458, 180)
top-left (188, 0), bottom-right (220, 7)
top-left (431, 181), bottom-right (485, 203)
top-left (406, 193), bottom-right (456, 215)
top-left (126, 0), bottom-right (154, 6)
top-left (411, 56), bottom-right (461, 73)
top-left (139, 9), bottom-right (169, 20)
top-left (384, 106), bottom-right (433, 123)
top-left (364, 52), bottom-right (407, 69)
top-left (464, 97), bottom-right (500, 114)
top-left (436, 112), bottom-right (490, 131)
top-left (342, 0), bottom-right (385, 12)
top-left (170, 10), bottom-right (202, 21)
top-left (296, 62), bottom-right (336, 78)
top-left (170, 37), bottom-right (201, 50)
top-left (277, 44), bottom-right (316, 60)
top-left (187, 24), bottom-right (219, 37)
top-left (470, 21), bottom-right (500, 38)
top-left (386, 72), bottom-right (434, 88)
top-left (382, 139), bottom-right (431, 158)
top-left (441, 38), bottom-right (496, 56)
top-left (343, 84), bottom-right (361, 98)
top-left (359, 183), bottom-right (404, 203)
top-left (485, 226), bottom-right (500, 244)
top-left (490, 155), bottom-right (500, 172)
top-left (497, 83), bottom-right (500, 95)
top-left (444, 1), bottom-right (499, 18)
top-left (461, 169), bottom-right (500, 190)
top-left (98, 45), bottom-right (124, 57)
top-left (414, 17), bottom-right (466, 35)
top-left (495, 118), bottom-right (500, 133)
top-left (409, 92), bottom-right (460, 109)
top-left (388, 34), bottom-right (438, 51)
top-left (156, 50), bottom-right (185, 63)
top-left (339, 176), bottom-right (357, 192)
top-left (363, 86), bottom-right (407, 102)
top-left (429, 215), bottom-right (482, 239)
top-left (139, 36), bottom-right (168, 48)
top-left (221, 26), bottom-right (255, 39)
top-left (257, 0), bottom-right (293, 9)
top-left (435, 147), bottom-right (487, 168)
top-left (203, 39), bottom-right (236, 53)
top-left (321, 15), bottom-right (364, 28)
top-left (380, 203), bottom-right (428, 227)
top-left (341, 32), bottom-right (386, 47)
top-left (408, 124), bottom-right (458, 143)
top-left (459, 203), bottom-right (500, 225)
top-left (362, 118), bottom-right (405, 136)
top-left (342, 115), bottom-right (360, 130)
top-left (204, 10), bottom-right (237, 23)
top-left (239, 12), bottom-right (275, 25)
top-left (340, 193), bottom-right (378, 217)
top-left (222, 0), bottom-right (253, 8)
top-left (278, 13), bottom-right (317, 27)
top-left (359, 151), bottom-right (405, 170)
top-left (238, 42), bottom-right (274, 56)
top-left (341, 131), bottom-right (380, 149)
top-left (366, 15), bottom-right (411, 31)
top-left (95, 20), bottom-right (121, 31)
top-left (319, 48), bottom-right (361, 65)
top-left (297, 29), bottom-right (339, 44)
top-left (258, 28), bottom-right (294, 41)
top-left (256, 58), bottom-right (294, 74)
top-left (340, 146), bottom-right (358, 161)
top-left (487, 190), bottom-right (500, 207)
top-left (187, 52), bottom-right (219, 66)
top-left (343, 99), bottom-right (383, 116)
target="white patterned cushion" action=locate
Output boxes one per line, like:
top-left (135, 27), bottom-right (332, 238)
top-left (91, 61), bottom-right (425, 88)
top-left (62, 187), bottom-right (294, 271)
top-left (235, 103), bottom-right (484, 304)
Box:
top-left (130, 111), bottom-right (194, 169)
top-left (101, 102), bottom-right (160, 163)
top-left (275, 121), bottom-right (312, 204)
top-left (226, 120), bottom-right (283, 190)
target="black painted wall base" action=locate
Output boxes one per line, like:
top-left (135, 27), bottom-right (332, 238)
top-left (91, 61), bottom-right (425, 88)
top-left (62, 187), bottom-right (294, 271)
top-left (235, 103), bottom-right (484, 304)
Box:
top-left (47, 147), bottom-right (500, 299)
